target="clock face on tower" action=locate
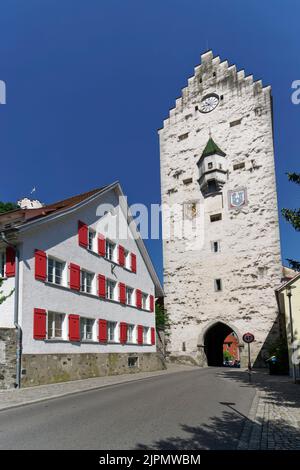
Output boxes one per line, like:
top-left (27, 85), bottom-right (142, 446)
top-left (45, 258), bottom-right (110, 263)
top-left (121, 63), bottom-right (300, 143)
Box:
top-left (199, 93), bottom-right (219, 113)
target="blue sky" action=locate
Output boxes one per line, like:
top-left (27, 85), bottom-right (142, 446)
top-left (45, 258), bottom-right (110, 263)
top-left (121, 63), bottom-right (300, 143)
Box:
top-left (0, 0), bottom-right (299, 281)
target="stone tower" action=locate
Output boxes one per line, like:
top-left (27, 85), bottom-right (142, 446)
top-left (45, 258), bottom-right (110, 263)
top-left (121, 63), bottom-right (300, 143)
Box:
top-left (159, 51), bottom-right (282, 367)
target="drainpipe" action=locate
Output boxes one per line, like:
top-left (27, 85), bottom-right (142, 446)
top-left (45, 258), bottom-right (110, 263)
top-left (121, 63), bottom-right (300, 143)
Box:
top-left (1, 232), bottom-right (22, 388)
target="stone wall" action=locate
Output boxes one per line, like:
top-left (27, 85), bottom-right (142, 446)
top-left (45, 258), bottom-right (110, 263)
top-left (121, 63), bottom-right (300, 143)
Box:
top-left (21, 352), bottom-right (165, 387)
top-left (159, 51), bottom-right (282, 367)
top-left (0, 328), bottom-right (17, 389)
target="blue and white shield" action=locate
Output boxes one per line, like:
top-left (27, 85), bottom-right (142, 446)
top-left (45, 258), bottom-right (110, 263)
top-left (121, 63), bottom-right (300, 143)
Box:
top-left (230, 190), bottom-right (245, 207)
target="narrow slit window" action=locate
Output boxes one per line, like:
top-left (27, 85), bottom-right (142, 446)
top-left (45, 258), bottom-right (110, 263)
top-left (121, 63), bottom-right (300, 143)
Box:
top-left (214, 279), bottom-right (222, 292)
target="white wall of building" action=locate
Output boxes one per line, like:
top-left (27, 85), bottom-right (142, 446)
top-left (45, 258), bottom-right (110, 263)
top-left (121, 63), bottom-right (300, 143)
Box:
top-left (16, 187), bottom-right (156, 354)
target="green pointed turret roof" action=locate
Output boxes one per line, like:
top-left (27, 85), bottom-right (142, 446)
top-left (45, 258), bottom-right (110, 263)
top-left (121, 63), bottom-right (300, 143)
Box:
top-left (201, 137), bottom-right (226, 158)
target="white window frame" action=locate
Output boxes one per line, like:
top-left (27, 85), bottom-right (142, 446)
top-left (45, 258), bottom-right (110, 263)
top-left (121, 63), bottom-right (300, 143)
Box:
top-left (0, 250), bottom-right (5, 278)
top-left (143, 327), bottom-right (150, 345)
top-left (80, 269), bottom-right (94, 294)
top-left (105, 240), bottom-right (116, 262)
top-left (106, 279), bottom-right (116, 301)
top-left (47, 311), bottom-right (66, 340)
top-left (88, 229), bottom-right (96, 252)
top-left (47, 257), bottom-right (65, 286)
top-left (80, 317), bottom-right (95, 341)
top-left (124, 249), bottom-right (130, 269)
top-left (141, 293), bottom-right (148, 310)
top-left (126, 286), bottom-right (134, 306)
top-left (107, 321), bottom-right (117, 343)
top-left (127, 324), bottom-right (136, 344)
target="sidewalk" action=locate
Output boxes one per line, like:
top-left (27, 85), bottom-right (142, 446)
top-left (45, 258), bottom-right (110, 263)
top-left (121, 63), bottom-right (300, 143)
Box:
top-left (0, 364), bottom-right (195, 412)
top-left (221, 369), bottom-right (300, 450)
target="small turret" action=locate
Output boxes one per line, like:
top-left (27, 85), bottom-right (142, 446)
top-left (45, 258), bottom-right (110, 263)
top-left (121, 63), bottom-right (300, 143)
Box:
top-left (197, 137), bottom-right (227, 196)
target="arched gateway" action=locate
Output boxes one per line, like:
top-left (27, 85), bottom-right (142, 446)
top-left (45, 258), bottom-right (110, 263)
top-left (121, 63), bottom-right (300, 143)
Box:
top-left (197, 321), bottom-right (244, 367)
top-left (204, 322), bottom-right (238, 366)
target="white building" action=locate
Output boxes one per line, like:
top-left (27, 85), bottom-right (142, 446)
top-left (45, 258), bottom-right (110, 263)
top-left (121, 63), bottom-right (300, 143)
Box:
top-left (159, 51), bottom-right (283, 367)
top-left (0, 182), bottom-right (163, 388)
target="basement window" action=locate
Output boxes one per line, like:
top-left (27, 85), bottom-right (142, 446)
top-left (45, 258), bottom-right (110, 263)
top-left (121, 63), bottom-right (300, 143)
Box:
top-left (178, 132), bottom-right (189, 141)
top-left (214, 279), bottom-right (222, 292)
top-left (128, 356), bottom-right (139, 368)
top-left (210, 213), bottom-right (222, 222)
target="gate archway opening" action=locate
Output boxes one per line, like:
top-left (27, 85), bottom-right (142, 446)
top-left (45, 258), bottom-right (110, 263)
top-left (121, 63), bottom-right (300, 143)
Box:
top-left (204, 322), bottom-right (240, 366)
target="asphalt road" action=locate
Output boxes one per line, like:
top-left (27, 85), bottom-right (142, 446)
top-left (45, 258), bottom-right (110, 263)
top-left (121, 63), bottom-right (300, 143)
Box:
top-left (0, 368), bottom-right (255, 450)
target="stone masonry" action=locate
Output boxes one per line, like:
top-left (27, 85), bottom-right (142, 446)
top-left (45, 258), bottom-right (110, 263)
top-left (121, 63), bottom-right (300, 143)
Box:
top-left (159, 51), bottom-right (282, 367)
top-left (0, 328), bottom-right (17, 389)
top-left (21, 352), bottom-right (165, 387)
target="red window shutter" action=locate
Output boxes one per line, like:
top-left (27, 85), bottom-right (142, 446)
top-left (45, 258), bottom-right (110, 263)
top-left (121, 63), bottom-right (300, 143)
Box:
top-left (137, 325), bottom-right (143, 345)
top-left (98, 274), bottom-right (106, 298)
top-left (119, 282), bottom-right (126, 304)
top-left (151, 327), bottom-right (156, 345)
top-left (120, 322), bottom-right (127, 344)
top-left (136, 289), bottom-right (142, 309)
top-left (69, 263), bottom-right (80, 290)
top-left (131, 253), bottom-right (137, 273)
top-left (98, 319), bottom-right (107, 343)
top-left (149, 295), bottom-right (154, 312)
top-left (78, 221), bottom-right (88, 248)
top-left (33, 308), bottom-right (47, 340)
top-left (98, 234), bottom-right (106, 257)
top-left (5, 246), bottom-right (15, 277)
top-left (35, 249), bottom-right (47, 281)
top-left (69, 314), bottom-right (80, 342)
top-left (118, 245), bottom-right (125, 266)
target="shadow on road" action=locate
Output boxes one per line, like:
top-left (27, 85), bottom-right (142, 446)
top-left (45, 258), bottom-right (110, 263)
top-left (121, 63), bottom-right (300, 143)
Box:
top-left (135, 409), bottom-right (246, 450)
top-left (135, 369), bottom-right (300, 450)
top-left (217, 369), bottom-right (300, 409)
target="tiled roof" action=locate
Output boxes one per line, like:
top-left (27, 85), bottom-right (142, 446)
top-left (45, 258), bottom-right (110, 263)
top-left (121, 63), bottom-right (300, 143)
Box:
top-left (0, 186), bottom-right (108, 229)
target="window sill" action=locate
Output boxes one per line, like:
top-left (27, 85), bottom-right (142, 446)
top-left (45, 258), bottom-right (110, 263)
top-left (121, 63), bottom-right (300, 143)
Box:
top-left (45, 281), bottom-right (69, 291)
top-left (45, 339), bottom-right (68, 343)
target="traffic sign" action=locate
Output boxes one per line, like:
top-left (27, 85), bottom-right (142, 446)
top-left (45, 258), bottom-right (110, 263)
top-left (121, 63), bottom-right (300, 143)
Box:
top-left (243, 332), bottom-right (255, 344)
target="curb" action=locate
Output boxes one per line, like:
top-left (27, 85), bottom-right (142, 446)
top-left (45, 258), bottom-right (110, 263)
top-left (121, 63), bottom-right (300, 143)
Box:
top-left (0, 366), bottom-right (196, 413)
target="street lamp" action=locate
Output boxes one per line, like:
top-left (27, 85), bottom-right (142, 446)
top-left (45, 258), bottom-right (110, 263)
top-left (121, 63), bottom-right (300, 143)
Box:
top-left (286, 285), bottom-right (297, 384)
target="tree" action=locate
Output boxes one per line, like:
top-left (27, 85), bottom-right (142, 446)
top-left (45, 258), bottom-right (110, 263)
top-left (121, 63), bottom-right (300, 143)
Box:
top-left (281, 172), bottom-right (300, 271)
top-left (0, 201), bottom-right (19, 214)
top-left (223, 350), bottom-right (233, 361)
top-left (0, 278), bottom-right (14, 305)
top-left (155, 303), bottom-right (171, 336)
